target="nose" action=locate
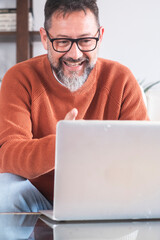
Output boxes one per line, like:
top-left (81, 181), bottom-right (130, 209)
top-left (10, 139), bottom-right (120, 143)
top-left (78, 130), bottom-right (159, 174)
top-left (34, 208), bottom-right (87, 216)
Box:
top-left (66, 42), bottom-right (83, 59)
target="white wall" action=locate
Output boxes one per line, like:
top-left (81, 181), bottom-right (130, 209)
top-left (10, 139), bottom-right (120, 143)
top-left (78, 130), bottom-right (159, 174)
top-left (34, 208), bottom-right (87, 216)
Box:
top-left (98, 0), bottom-right (160, 86)
top-left (1, 0), bottom-right (160, 86)
top-left (32, 0), bottom-right (46, 57)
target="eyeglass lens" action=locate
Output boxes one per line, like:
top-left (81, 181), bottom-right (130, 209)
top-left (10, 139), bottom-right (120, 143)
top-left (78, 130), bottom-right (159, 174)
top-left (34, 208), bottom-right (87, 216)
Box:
top-left (53, 38), bottom-right (97, 52)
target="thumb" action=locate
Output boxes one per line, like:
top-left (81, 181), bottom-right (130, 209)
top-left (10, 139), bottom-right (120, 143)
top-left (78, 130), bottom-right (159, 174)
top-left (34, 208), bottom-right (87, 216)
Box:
top-left (64, 108), bottom-right (78, 120)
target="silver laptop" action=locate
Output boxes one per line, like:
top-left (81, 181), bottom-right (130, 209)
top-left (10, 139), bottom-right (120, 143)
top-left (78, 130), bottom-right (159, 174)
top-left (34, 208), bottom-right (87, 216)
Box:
top-left (41, 120), bottom-right (160, 221)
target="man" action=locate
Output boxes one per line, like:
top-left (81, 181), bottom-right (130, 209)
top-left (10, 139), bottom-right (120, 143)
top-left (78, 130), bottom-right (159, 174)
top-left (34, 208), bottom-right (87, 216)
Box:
top-left (0, 0), bottom-right (148, 212)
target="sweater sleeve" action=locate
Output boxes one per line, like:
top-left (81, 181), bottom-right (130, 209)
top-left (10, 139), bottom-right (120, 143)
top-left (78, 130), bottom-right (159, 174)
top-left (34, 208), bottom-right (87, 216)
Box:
top-left (119, 72), bottom-right (149, 120)
top-left (0, 68), bottom-right (55, 179)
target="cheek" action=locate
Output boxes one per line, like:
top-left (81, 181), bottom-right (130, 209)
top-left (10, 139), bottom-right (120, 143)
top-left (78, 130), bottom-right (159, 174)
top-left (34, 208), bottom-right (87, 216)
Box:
top-left (48, 49), bottom-right (64, 66)
top-left (47, 41), bottom-right (65, 61)
top-left (87, 51), bottom-right (98, 65)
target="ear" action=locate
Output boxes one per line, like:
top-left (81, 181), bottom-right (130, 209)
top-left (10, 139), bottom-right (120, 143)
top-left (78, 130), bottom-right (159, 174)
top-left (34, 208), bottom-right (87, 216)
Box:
top-left (98, 26), bottom-right (104, 45)
top-left (40, 27), bottom-right (48, 50)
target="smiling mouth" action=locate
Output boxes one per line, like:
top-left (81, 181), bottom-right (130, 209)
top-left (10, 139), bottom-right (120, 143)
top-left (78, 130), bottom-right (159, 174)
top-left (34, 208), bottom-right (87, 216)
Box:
top-left (63, 60), bottom-right (85, 67)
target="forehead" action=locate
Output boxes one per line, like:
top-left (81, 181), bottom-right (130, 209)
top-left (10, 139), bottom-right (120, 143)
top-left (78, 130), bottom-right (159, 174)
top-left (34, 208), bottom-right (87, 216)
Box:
top-left (49, 9), bottom-right (98, 37)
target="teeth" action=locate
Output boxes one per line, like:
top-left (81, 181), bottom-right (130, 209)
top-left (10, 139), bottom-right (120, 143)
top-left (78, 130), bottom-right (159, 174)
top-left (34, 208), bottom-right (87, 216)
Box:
top-left (64, 61), bottom-right (83, 67)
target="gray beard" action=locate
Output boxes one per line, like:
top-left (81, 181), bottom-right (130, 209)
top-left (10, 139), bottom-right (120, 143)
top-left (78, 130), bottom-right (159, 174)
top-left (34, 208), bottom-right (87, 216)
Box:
top-left (48, 52), bottom-right (94, 92)
top-left (54, 64), bottom-right (93, 92)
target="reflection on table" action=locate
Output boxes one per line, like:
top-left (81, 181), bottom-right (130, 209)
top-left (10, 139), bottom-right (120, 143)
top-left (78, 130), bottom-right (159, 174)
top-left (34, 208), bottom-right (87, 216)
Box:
top-left (1, 213), bottom-right (160, 239)
top-left (41, 216), bottom-right (160, 240)
top-left (0, 213), bottom-right (53, 239)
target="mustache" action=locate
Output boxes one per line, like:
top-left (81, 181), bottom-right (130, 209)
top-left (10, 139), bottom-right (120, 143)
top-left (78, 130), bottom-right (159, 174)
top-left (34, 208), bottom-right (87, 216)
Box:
top-left (60, 56), bottom-right (89, 63)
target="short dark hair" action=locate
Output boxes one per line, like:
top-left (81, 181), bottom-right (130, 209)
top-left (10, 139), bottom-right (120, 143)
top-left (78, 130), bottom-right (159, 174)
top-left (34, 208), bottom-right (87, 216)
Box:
top-left (44, 0), bottom-right (100, 30)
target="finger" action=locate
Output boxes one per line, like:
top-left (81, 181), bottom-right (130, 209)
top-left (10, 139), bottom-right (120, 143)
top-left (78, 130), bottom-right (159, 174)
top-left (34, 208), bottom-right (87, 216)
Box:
top-left (64, 108), bottom-right (78, 120)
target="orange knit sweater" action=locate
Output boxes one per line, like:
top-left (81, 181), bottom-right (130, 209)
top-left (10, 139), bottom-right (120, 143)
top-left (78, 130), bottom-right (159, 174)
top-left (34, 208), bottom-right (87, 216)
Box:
top-left (0, 55), bottom-right (148, 201)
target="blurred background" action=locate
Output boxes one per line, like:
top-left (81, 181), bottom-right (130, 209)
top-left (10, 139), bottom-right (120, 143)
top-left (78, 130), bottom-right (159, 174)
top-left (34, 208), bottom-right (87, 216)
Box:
top-left (0, 0), bottom-right (160, 88)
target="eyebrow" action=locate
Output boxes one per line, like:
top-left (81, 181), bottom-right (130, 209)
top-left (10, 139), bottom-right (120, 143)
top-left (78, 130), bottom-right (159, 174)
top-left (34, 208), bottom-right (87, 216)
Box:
top-left (55, 33), bottom-right (93, 38)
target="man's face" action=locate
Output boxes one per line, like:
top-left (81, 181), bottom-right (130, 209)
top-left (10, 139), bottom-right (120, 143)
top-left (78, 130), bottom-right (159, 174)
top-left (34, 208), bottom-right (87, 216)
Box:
top-left (41, 9), bottom-right (104, 91)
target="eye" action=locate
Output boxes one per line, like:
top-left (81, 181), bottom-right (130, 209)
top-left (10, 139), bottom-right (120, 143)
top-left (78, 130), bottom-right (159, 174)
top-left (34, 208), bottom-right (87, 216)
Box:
top-left (83, 39), bottom-right (92, 43)
top-left (56, 39), bottom-right (70, 46)
top-left (79, 39), bottom-right (93, 46)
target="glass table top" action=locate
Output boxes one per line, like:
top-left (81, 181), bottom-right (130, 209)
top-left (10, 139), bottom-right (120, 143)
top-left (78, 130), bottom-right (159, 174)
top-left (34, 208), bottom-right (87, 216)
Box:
top-left (1, 213), bottom-right (160, 239)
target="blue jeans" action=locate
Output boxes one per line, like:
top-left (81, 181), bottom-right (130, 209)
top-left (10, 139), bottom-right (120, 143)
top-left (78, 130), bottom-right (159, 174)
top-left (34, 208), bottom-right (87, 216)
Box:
top-left (0, 173), bottom-right (53, 212)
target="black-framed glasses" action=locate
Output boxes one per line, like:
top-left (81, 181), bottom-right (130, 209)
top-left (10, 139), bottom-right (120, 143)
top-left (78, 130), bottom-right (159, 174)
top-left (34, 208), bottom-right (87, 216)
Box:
top-left (46, 28), bottom-right (100, 53)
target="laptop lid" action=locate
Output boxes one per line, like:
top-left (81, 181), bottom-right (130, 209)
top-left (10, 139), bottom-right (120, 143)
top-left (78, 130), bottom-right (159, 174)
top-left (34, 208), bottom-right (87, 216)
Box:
top-left (52, 120), bottom-right (160, 220)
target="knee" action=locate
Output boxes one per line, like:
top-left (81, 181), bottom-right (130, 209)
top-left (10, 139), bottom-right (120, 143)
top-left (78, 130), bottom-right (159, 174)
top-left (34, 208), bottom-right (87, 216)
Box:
top-left (0, 173), bottom-right (31, 212)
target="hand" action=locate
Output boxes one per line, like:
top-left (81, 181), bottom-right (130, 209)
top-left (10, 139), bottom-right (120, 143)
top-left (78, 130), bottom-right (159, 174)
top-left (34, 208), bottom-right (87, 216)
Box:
top-left (64, 108), bottom-right (78, 120)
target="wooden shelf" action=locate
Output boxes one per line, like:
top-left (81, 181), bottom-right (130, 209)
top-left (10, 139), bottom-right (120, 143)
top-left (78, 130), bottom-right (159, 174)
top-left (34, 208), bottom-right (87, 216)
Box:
top-left (0, 0), bottom-right (40, 62)
top-left (0, 32), bottom-right (15, 42)
top-left (0, 32), bottom-right (16, 35)
top-left (0, 31), bottom-right (40, 42)
top-left (30, 31), bottom-right (41, 42)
